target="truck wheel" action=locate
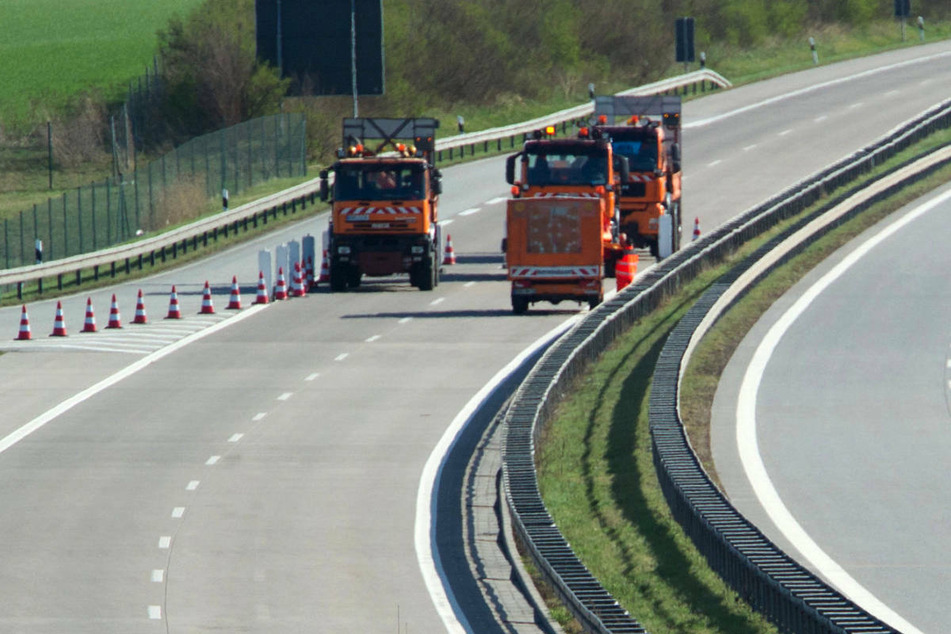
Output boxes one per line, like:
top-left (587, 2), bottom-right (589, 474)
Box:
top-left (418, 259), bottom-right (435, 291)
top-left (512, 296), bottom-right (529, 315)
top-left (348, 267), bottom-right (362, 288)
top-left (329, 265), bottom-right (348, 292)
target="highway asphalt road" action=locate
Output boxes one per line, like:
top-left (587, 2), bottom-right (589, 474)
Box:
top-left (0, 39), bottom-right (949, 632)
top-left (712, 183), bottom-right (951, 634)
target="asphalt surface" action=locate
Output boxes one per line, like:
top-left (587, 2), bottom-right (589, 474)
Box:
top-left (0, 40), bottom-right (950, 632)
top-left (712, 183), bottom-right (951, 634)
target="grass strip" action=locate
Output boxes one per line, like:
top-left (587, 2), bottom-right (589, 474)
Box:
top-left (535, 126), bottom-right (951, 630)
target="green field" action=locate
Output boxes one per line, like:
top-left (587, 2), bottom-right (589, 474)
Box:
top-left (0, 0), bottom-right (204, 127)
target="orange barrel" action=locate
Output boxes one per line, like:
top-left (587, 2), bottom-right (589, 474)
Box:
top-left (615, 249), bottom-right (639, 292)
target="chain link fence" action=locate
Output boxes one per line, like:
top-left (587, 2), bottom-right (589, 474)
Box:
top-left (2, 112), bottom-right (307, 269)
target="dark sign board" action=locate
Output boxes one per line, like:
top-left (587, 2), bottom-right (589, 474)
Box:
top-left (256, 0), bottom-right (384, 96)
top-left (675, 17), bottom-right (695, 63)
top-left (894, 0), bottom-right (911, 18)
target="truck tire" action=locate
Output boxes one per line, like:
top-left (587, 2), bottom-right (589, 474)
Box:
top-left (512, 296), bottom-right (529, 315)
top-left (348, 266), bottom-right (362, 288)
top-left (418, 256), bottom-right (436, 291)
top-left (329, 265), bottom-right (348, 292)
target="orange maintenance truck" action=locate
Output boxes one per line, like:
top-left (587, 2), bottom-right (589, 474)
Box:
top-left (503, 126), bottom-right (629, 314)
top-left (592, 96), bottom-right (683, 259)
top-left (319, 118), bottom-right (442, 291)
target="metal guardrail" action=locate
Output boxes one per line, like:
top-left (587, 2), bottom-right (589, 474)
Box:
top-left (502, 97), bottom-right (951, 633)
top-left (0, 70), bottom-right (729, 299)
top-left (434, 70), bottom-right (730, 162)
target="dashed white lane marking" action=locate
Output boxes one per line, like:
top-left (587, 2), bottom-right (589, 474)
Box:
top-left (399, 317), bottom-right (413, 324)
top-left (277, 392), bottom-right (293, 401)
top-left (253, 412), bottom-right (267, 421)
top-left (305, 373), bottom-right (319, 381)
top-left (463, 282), bottom-right (476, 288)
top-left (205, 456), bottom-right (220, 466)
top-left (148, 605), bottom-right (162, 620)
top-left (430, 298), bottom-right (445, 306)
top-left (334, 353), bottom-right (349, 361)
top-left (365, 335), bottom-right (381, 343)
top-left (778, 129), bottom-right (792, 136)
top-left (171, 507), bottom-right (185, 519)
top-left (228, 434), bottom-right (243, 443)
top-left (458, 208), bottom-right (480, 216)
top-left (849, 102), bottom-right (865, 109)
top-left (736, 188), bottom-right (951, 634)
top-left (815, 115), bottom-right (829, 123)
top-left (441, 219), bottom-right (454, 227)
top-left (486, 196), bottom-right (508, 205)
top-left (158, 536), bottom-right (171, 549)
top-left (151, 570), bottom-right (164, 583)
top-left (743, 144), bottom-right (758, 152)
top-left (187, 481), bottom-right (200, 491)
top-left (708, 159), bottom-right (722, 167)
top-left (885, 89), bottom-right (901, 97)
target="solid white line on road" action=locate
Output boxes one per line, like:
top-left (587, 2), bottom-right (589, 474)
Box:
top-left (415, 312), bottom-right (584, 633)
top-left (688, 50), bottom-right (951, 129)
top-left (187, 481), bottom-right (200, 491)
top-left (0, 304), bottom-right (269, 457)
top-left (206, 456), bottom-right (221, 466)
top-left (736, 188), bottom-right (951, 634)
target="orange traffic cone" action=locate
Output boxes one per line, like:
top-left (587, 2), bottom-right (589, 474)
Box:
top-left (290, 262), bottom-right (306, 298)
top-left (305, 256), bottom-right (315, 290)
top-left (615, 248), bottom-right (639, 292)
top-left (227, 276), bottom-right (242, 309)
top-left (274, 267), bottom-right (288, 300)
top-left (81, 297), bottom-right (98, 333)
top-left (443, 234), bottom-right (456, 265)
top-left (50, 301), bottom-right (67, 337)
top-left (692, 217), bottom-right (701, 241)
top-left (200, 281), bottom-right (216, 314)
top-left (166, 285), bottom-right (182, 319)
top-left (133, 289), bottom-right (148, 324)
top-left (254, 271), bottom-right (269, 305)
top-left (318, 251), bottom-right (330, 285)
top-left (106, 294), bottom-right (123, 329)
top-left (15, 305), bottom-right (32, 341)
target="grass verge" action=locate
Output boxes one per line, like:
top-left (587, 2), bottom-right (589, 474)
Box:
top-left (534, 126), bottom-right (951, 630)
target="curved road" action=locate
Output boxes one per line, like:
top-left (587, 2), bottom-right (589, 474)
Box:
top-left (0, 40), bottom-right (950, 632)
top-left (713, 183), bottom-right (951, 634)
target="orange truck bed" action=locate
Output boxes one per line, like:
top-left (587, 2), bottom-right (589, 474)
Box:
top-left (506, 196), bottom-right (604, 313)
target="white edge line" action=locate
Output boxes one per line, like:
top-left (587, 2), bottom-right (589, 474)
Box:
top-left (735, 190), bottom-right (951, 634)
top-left (687, 50), bottom-right (951, 129)
top-left (0, 304), bottom-right (270, 456)
top-left (415, 313), bottom-right (583, 632)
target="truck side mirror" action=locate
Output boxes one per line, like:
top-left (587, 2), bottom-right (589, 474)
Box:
top-left (432, 174), bottom-right (443, 196)
top-left (319, 170), bottom-right (330, 202)
top-left (616, 156), bottom-right (630, 183)
top-left (505, 154), bottom-right (519, 185)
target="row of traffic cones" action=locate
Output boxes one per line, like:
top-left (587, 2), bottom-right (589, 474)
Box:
top-left (14, 279), bottom-right (247, 340)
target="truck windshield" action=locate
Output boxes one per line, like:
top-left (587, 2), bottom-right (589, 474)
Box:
top-left (612, 140), bottom-right (657, 172)
top-left (526, 151), bottom-right (608, 186)
top-left (334, 164), bottom-right (425, 201)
